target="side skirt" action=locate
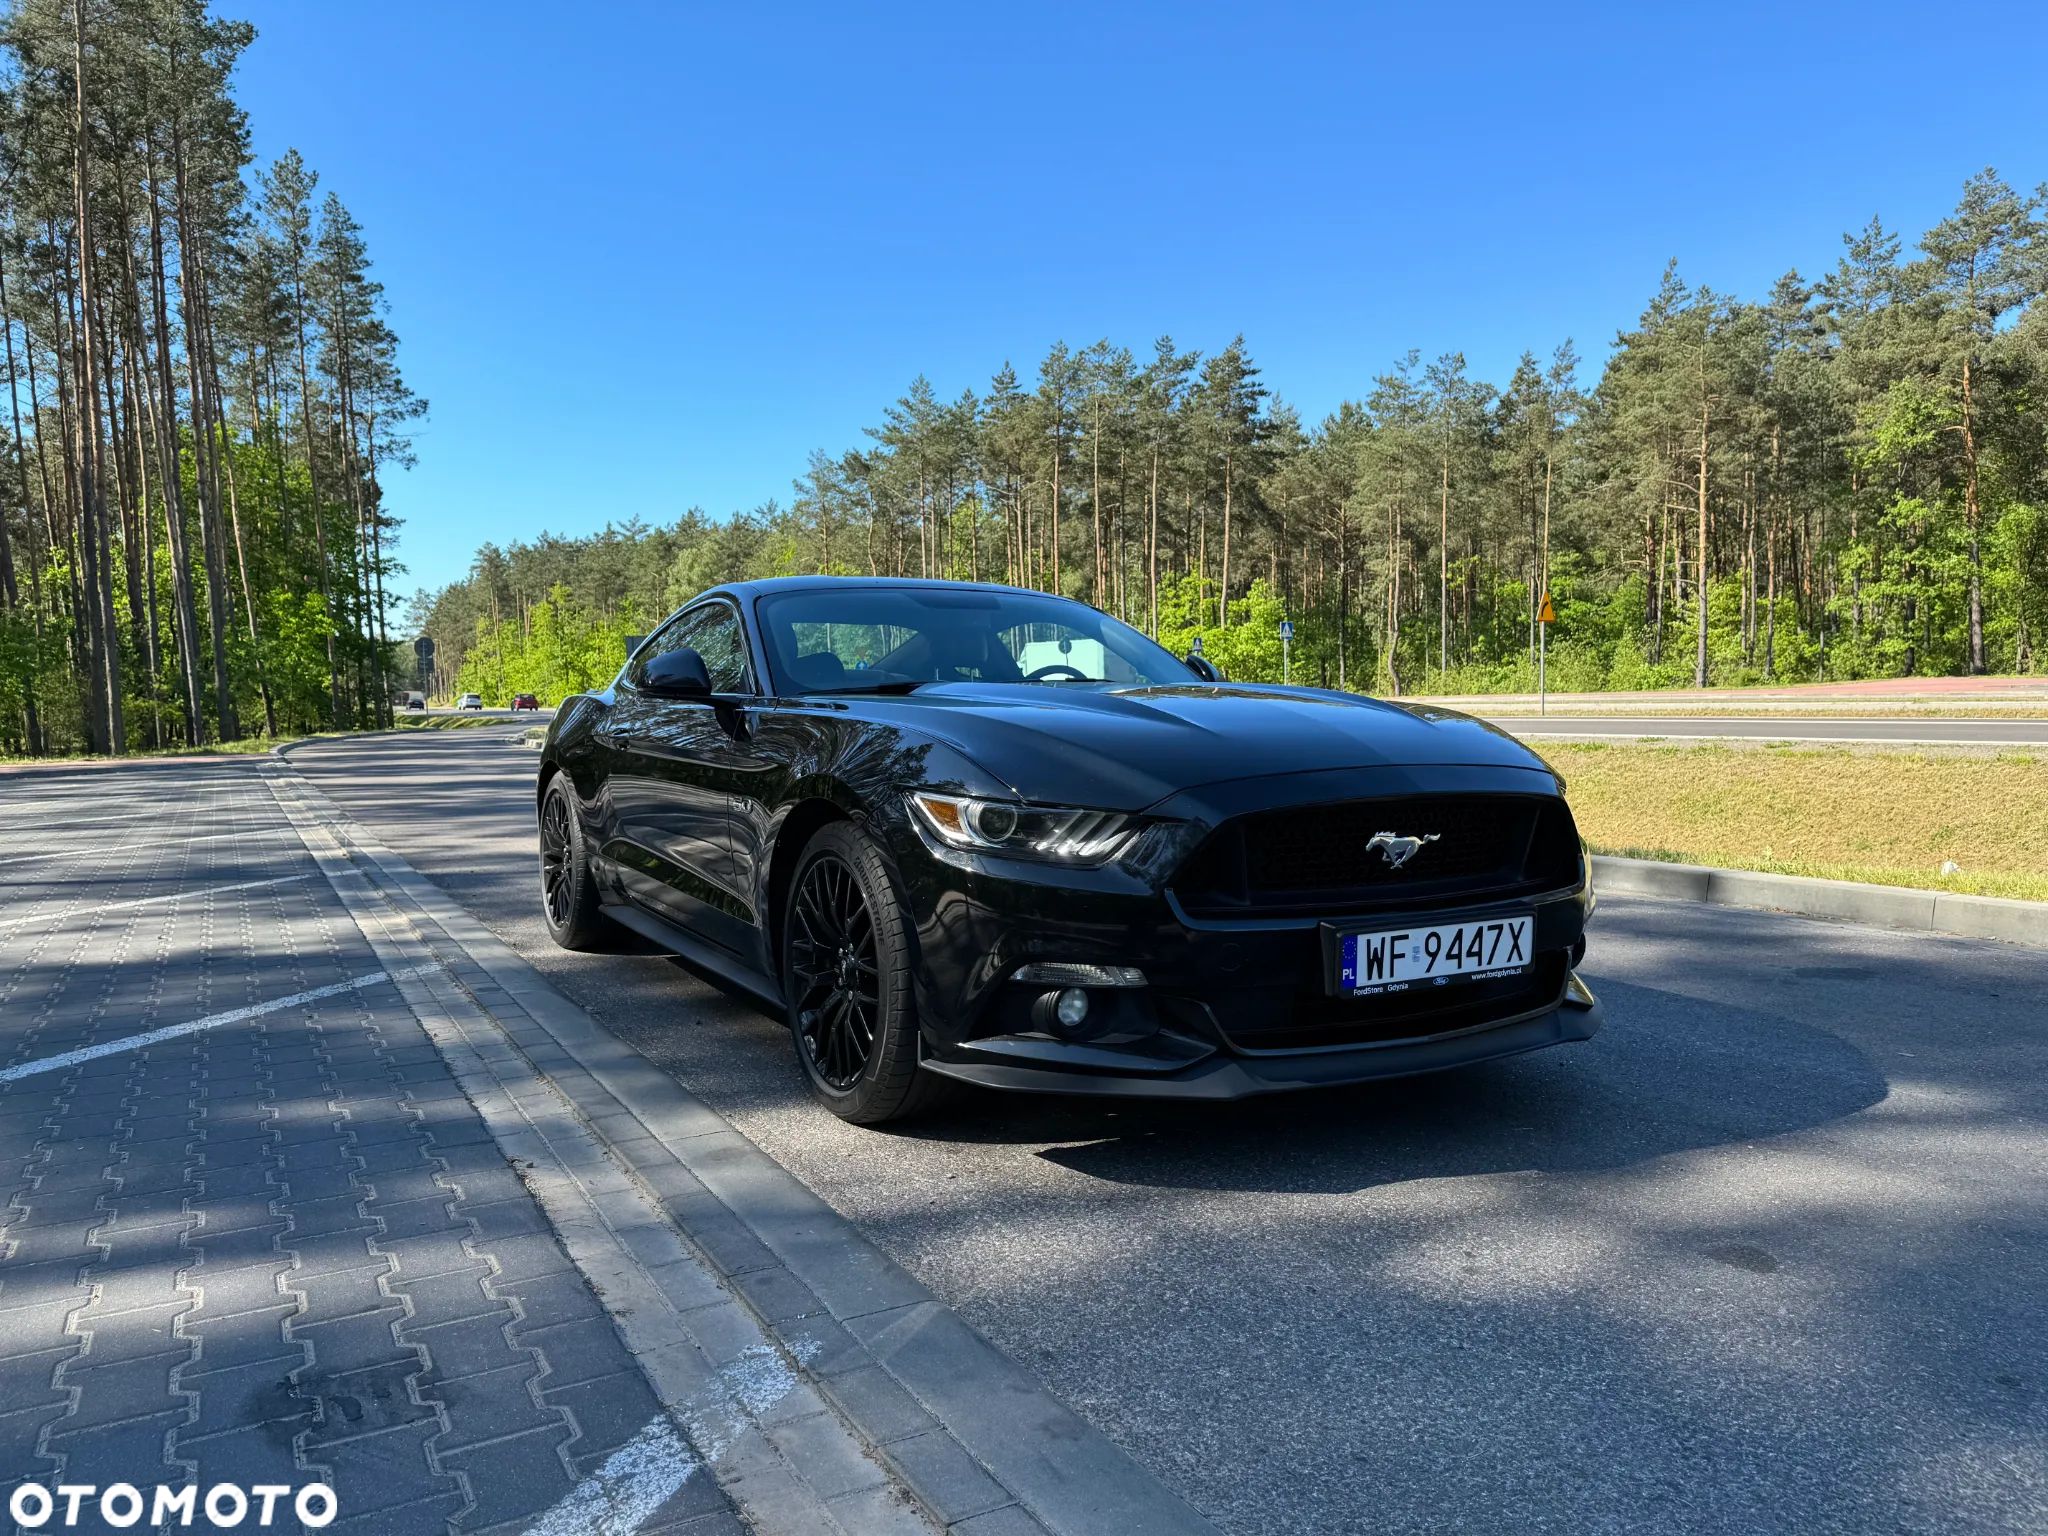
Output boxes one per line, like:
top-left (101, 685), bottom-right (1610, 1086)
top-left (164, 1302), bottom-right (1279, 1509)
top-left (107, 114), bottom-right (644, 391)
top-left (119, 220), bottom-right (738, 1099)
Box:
top-left (600, 900), bottom-right (785, 1013)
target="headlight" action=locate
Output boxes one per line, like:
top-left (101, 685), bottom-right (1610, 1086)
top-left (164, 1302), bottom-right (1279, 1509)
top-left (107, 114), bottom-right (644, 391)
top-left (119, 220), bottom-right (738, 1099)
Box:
top-left (908, 791), bottom-right (1136, 864)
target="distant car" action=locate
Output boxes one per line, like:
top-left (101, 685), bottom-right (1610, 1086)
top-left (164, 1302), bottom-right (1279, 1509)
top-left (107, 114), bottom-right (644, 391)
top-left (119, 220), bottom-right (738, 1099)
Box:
top-left (457, 693), bottom-right (484, 710)
top-left (512, 693), bottom-right (541, 711)
top-left (403, 691), bottom-right (426, 710)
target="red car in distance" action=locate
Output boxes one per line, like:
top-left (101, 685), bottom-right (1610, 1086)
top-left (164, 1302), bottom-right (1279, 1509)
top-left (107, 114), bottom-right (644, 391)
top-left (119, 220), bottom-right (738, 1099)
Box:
top-left (512, 693), bottom-right (542, 711)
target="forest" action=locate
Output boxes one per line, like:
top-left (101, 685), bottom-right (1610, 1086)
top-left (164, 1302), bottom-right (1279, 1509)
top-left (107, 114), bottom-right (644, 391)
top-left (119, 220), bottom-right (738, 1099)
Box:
top-left (422, 174), bottom-right (2048, 706)
top-left (3, 7), bottom-right (2043, 751)
top-left (0, 0), bottom-right (418, 757)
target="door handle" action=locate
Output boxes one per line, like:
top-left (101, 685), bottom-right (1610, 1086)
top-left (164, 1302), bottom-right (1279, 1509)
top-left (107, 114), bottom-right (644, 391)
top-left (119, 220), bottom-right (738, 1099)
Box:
top-left (596, 727), bottom-right (636, 749)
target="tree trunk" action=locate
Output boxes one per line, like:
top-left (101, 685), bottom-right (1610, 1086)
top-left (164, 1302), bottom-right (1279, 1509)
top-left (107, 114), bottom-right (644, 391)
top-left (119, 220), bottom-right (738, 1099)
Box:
top-left (1218, 449), bottom-right (1232, 627)
top-left (288, 219), bottom-right (344, 722)
top-left (1960, 353), bottom-right (1987, 674)
top-left (1147, 445), bottom-right (1159, 637)
top-left (1090, 395), bottom-right (1104, 604)
top-left (142, 152), bottom-right (206, 744)
top-left (1695, 395), bottom-right (1710, 689)
top-left (70, 7), bottom-right (123, 753)
top-left (0, 243), bottom-right (45, 754)
top-left (172, 116), bottom-right (239, 740)
top-left (1438, 447), bottom-right (1449, 677)
top-left (1048, 439), bottom-right (1061, 595)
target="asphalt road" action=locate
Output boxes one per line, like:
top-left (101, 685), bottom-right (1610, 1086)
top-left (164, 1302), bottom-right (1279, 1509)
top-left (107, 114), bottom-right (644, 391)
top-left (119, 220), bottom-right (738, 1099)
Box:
top-left (1478, 714), bottom-right (2048, 746)
top-left (292, 724), bottom-right (2048, 1536)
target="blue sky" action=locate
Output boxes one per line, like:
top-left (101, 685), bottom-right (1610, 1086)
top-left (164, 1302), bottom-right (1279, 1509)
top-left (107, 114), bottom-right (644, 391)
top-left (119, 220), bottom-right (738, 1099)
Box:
top-left (231, 0), bottom-right (2048, 603)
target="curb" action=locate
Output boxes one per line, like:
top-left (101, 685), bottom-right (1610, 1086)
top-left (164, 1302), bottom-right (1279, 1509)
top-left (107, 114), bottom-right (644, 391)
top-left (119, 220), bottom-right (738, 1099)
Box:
top-left (269, 753), bottom-right (1220, 1536)
top-left (1591, 855), bottom-right (2047, 948)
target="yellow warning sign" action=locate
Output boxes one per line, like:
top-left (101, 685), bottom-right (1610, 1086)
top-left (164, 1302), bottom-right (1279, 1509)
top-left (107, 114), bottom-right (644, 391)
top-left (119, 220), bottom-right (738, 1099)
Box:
top-left (1538, 592), bottom-right (1557, 624)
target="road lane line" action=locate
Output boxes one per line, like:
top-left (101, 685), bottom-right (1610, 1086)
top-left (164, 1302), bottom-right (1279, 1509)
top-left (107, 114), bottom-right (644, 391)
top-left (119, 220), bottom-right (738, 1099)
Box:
top-left (521, 1418), bottom-right (701, 1536)
top-left (0, 826), bottom-right (289, 866)
top-left (0, 965), bottom-right (424, 1083)
top-left (0, 874), bottom-right (311, 933)
top-left (1502, 729), bottom-right (2043, 747)
top-left (90, 875), bottom-right (311, 913)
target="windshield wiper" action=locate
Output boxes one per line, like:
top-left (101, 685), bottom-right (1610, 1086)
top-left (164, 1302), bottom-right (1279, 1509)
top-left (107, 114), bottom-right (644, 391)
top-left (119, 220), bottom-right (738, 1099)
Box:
top-left (813, 679), bottom-right (929, 696)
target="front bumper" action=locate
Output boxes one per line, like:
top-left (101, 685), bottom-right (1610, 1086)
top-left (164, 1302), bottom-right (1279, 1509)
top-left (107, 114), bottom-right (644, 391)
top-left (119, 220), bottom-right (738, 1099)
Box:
top-left (879, 766), bottom-right (1602, 1103)
top-left (921, 972), bottom-right (1604, 1099)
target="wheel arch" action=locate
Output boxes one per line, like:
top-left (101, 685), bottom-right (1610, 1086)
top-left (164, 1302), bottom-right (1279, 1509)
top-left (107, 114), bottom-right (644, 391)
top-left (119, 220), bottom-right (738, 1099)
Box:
top-left (764, 793), bottom-right (858, 976)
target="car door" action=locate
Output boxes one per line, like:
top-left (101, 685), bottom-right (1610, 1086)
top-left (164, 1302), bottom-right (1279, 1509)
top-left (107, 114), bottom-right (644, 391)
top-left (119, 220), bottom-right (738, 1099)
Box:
top-left (601, 600), bottom-right (758, 955)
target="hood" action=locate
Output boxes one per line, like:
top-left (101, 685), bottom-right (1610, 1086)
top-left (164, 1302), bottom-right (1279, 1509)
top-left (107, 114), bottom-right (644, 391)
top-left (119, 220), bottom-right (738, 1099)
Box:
top-left (837, 682), bottom-right (1556, 809)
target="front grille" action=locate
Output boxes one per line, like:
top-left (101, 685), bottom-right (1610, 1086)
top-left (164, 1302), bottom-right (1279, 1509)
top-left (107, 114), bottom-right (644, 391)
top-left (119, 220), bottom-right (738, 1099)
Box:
top-left (1173, 793), bottom-right (1581, 918)
top-left (1176, 953), bottom-right (1571, 1052)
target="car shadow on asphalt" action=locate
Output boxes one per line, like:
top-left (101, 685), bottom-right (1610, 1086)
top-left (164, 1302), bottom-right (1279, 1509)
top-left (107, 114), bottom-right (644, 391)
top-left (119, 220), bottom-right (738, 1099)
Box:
top-left (889, 976), bottom-right (1891, 1196)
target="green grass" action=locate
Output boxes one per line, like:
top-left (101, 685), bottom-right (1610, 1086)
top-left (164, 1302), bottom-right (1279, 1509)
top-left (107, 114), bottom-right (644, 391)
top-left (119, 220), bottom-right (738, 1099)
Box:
top-left (390, 713), bottom-right (516, 732)
top-left (1, 711), bottom-right (516, 764)
top-left (1542, 741), bottom-right (2048, 902)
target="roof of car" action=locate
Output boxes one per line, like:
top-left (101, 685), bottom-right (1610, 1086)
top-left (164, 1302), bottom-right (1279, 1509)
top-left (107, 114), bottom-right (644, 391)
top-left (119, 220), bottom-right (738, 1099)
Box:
top-left (714, 576), bottom-right (1052, 601)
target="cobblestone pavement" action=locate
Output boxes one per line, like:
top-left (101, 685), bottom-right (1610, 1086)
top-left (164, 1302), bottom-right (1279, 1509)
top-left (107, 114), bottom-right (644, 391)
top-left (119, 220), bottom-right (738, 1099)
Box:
top-left (0, 760), bottom-right (929, 1536)
top-left (290, 724), bottom-right (2048, 1536)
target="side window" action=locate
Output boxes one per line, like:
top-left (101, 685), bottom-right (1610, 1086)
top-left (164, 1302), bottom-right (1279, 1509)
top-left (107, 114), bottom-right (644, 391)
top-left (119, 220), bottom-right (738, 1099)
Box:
top-left (630, 604), bottom-right (751, 693)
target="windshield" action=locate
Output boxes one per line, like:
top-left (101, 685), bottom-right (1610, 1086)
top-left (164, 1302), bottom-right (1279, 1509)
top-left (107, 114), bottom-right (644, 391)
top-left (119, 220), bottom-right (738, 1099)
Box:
top-left (756, 585), bottom-right (1198, 695)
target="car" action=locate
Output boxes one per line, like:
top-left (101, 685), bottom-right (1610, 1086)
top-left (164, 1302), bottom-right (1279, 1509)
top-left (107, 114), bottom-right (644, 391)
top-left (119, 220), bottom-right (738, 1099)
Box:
top-left (457, 693), bottom-right (484, 710)
top-left (403, 691), bottom-right (426, 710)
top-left (535, 577), bottom-right (1600, 1124)
top-left (512, 693), bottom-right (541, 711)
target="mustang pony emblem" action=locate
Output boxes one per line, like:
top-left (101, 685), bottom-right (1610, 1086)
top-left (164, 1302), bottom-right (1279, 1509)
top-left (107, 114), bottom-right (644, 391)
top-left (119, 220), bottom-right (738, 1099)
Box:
top-left (1366, 830), bottom-right (1440, 870)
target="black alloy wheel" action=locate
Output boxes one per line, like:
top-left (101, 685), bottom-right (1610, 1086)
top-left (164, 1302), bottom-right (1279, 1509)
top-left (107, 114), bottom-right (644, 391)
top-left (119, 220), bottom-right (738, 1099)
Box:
top-left (788, 853), bottom-right (880, 1090)
top-left (781, 820), bottom-right (946, 1123)
top-left (541, 791), bottom-right (575, 928)
top-left (537, 775), bottom-right (609, 950)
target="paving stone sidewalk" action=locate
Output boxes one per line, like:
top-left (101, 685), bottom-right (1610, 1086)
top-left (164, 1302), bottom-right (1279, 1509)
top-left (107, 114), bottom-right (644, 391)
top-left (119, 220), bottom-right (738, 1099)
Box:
top-left (0, 761), bottom-right (922, 1536)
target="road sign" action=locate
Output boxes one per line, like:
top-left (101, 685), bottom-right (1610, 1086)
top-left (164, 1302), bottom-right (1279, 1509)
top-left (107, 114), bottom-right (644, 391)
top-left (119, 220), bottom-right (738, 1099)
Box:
top-left (1537, 593), bottom-right (1557, 625)
top-left (1278, 619), bottom-right (1294, 641)
top-left (1536, 596), bottom-right (1552, 716)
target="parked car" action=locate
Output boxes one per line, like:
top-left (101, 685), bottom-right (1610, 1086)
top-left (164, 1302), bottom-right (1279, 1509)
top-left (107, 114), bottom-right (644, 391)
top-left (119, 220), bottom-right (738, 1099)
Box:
top-left (512, 693), bottom-right (541, 711)
top-left (535, 578), bottom-right (1598, 1123)
top-left (457, 692), bottom-right (484, 710)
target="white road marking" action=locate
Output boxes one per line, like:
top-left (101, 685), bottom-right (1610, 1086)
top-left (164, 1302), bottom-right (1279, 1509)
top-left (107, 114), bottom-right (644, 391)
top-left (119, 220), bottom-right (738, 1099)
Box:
top-left (0, 810), bottom-right (173, 834)
top-left (0, 965), bottom-right (424, 1083)
top-left (1503, 729), bottom-right (2041, 748)
top-left (90, 875), bottom-right (310, 913)
top-left (521, 1418), bottom-right (700, 1536)
top-left (0, 826), bottom-right (287, 868)
top-left (0, 875), bottom-right (309, 933)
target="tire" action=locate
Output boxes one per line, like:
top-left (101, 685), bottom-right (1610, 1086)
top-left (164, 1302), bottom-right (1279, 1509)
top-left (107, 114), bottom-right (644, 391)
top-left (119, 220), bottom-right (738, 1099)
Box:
top-left (538, 775), bottom-right (611, 951)
top-left (781, 820), bottom-right (947, 1124)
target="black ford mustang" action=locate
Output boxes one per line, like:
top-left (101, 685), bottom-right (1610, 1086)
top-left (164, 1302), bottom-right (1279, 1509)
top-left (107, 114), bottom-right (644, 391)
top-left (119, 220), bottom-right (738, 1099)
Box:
top-left (536, 576), bottom-right (1601, 1123)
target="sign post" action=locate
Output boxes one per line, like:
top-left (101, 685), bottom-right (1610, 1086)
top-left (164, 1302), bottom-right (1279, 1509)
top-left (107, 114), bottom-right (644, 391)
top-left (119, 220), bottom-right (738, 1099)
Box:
top-left (1279, 618), bottom-right (1294, 685)
top-left (1536, 592), bottom-right (1557, 716)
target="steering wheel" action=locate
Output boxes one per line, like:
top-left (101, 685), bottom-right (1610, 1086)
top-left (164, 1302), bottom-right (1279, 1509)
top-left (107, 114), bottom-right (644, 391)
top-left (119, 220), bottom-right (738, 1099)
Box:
top-left (1024, 663), bottom-right (1089, 682)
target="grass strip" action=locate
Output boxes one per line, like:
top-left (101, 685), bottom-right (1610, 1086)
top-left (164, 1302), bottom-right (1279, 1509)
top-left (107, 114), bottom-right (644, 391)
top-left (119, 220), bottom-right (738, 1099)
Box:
top-left (1540, 741), bottom-right (2048, 902)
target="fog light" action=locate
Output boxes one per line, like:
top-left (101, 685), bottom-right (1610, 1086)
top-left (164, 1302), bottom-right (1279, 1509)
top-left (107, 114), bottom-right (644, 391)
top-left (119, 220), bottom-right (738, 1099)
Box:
top-left (1031, 986), bottom-right (1096, 1036)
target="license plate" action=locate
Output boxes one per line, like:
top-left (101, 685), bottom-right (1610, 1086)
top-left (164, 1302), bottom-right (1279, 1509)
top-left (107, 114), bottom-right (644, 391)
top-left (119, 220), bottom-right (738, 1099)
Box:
top-left (1336, 914), bottom-right (1532, 996)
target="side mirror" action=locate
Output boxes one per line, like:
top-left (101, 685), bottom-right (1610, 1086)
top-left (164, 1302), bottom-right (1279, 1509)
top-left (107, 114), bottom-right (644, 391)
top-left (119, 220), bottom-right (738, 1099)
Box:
top-left (1185, 652), bottom-right (1220, 683)
top-left (642, 646), bottom-right (713, 698)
